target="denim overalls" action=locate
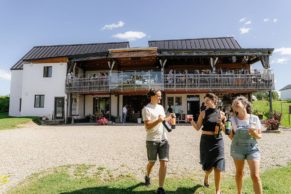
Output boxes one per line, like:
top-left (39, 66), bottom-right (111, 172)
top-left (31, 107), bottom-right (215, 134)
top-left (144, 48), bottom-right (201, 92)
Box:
top-left (231, 115), bottom-right (260, 160)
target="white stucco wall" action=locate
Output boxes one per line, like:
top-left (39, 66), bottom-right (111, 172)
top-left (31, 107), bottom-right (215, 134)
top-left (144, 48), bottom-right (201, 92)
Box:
top-left (281, 89), bottom-right (291, 100)
top-left (111, 95), bottom-right (118, 117)
top-left (78, 94), bottom-right (85, 117)
top-left (84, 95), bottom-right (93, 116)
top-left (9, 70), bottom-right (23, 116)
top-left (20, 62), bottom-right (67, 118)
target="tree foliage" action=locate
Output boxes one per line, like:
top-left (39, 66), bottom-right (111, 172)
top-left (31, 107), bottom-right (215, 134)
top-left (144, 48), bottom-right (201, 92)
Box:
top-left (0, 96), bottom-right (9, 112)
top-left (254, 91), bottom-right (279, 100)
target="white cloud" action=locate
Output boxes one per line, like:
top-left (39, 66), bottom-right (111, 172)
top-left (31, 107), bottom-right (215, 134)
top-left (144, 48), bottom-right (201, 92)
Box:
top-left (271, 58), bottom-right (289, 64)
top-left (263, 18), bottom-right (270, 22)
top-left (245, 20), bottom-right (252, 25)
top-left (0, 69), bottom-right (11, 80)
top-left (240, 27), bottom-right (251, 34)
top-left (263, 18), bottom-right (278, 23)
top-left (113, 31), bottom-right (146, 41)
top-left (101, 21), bottom-right (125, 30)
top-left (239, 17), bottom-right (247, 22)
top-left (274, 47), bottom-right (291, 55)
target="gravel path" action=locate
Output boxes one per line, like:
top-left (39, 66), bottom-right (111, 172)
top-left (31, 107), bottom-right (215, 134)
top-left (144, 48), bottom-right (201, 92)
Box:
top-left (0, 124), bottom-right (290, 193)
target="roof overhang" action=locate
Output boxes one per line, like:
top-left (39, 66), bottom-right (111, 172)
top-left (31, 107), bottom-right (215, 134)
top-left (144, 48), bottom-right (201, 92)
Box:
top-left (157, 48), bottom-right (274, 57)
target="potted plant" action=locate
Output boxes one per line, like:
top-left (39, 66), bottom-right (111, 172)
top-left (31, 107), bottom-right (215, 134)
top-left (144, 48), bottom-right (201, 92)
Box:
top-left (264, 111), bottom-right (282, 131)
top-left (264, 118), bottom-right (280, 131)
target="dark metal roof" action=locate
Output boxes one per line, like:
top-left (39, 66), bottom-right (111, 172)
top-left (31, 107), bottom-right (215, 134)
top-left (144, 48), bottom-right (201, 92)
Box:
top-left (11, 42), bottom-right (129, 70)
top-left (148, 37), bottom-right (241, 50)
top-left (280, 84), bottom-right (291, 91)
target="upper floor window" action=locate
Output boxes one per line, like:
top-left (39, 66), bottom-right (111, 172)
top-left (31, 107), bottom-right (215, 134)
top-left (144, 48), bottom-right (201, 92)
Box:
top-left (43, 66), bottom-right (52, 77)
top-left (34, 95), bottom-right (45, 108)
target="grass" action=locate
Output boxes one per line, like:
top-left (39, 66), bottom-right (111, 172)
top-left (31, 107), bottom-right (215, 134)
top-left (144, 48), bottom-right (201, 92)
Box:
top-left (0, 112), bottom-right (40, 130)
top-left (252, 100), bottom-right (291, 128)
top-left (6, 163), bottom-right (291, 194)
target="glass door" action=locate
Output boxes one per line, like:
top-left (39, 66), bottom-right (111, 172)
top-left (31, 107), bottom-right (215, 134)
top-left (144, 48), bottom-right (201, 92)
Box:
top-left (54, 97), bottom-right (64, 119)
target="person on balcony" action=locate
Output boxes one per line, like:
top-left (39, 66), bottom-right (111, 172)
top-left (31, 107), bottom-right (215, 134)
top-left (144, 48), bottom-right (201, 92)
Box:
top-left (188, 93), bottom-right (226, 194)
top-left (167, 69), bottom-right (174, 86)
top-left (228, 96), bottom-right (263, 194)
top-left (67, 72), bottom-right (73, 86)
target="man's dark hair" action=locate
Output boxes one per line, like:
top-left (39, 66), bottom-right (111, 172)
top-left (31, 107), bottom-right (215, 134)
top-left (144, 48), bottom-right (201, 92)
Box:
top-left (147, 88), bottom-right (160, 98)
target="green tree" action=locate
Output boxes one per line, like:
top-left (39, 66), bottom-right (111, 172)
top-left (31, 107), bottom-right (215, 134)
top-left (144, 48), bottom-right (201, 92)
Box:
top-left (272, 91), bottom-right (279, 100)
top-left (0, 96), bottom-right (9, 112)
top-left (254, 92), bottom-right (268, 100)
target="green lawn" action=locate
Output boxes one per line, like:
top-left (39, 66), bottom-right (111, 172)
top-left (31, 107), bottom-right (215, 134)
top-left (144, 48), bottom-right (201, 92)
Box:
top-left (0, 113), bottom-right (39, 130)
top-left (6, 163), bottom-right (291, 194)
top-left (252, 100), bottom-right (291, 128)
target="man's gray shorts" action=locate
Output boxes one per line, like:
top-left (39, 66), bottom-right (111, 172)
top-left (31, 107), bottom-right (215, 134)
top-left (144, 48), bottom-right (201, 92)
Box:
top-left (146, 140), bottom-right (169, 162)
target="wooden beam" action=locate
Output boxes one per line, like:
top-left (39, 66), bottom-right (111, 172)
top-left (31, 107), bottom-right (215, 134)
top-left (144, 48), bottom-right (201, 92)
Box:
top-left (29, 57), bottom-right (68, 63)
top-left (260, 56), bottom-right (270, 69)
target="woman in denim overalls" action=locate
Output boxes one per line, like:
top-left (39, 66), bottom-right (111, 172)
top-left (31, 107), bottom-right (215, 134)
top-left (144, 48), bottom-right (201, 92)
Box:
top-left (229, 96), bottom-right (263, 194)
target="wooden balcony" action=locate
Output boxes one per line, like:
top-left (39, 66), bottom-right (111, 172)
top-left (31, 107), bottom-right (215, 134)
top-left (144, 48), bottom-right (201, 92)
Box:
top-left (66, 72), bottom-right (274, 93)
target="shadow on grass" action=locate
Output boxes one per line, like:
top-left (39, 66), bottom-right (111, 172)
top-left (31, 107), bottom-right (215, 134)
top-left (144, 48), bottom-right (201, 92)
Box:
top-left (61, 182), bottom-right (203, 194)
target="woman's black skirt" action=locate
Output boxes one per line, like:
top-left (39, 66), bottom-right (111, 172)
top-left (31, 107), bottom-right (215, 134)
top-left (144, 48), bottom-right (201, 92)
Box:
top-left (200, 133), bottom-right (225, 171)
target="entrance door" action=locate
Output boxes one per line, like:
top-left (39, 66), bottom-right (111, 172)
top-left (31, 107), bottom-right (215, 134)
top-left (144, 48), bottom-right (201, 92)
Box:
top-left (54, 97), bottom-right (64, 119)
top-left (93, 97), bottom-right (110, 118)
top-left (123, 95), bottom-right (148, 122)
top-left (187, 95), bottom-right (200, 121)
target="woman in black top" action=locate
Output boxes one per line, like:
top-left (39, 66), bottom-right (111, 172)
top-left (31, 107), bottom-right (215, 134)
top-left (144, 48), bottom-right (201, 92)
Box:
top-left (189, 93), bottom-right (226, 194)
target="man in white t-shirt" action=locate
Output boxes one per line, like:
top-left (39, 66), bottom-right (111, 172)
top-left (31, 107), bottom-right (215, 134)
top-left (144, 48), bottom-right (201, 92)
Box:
top-left (142, 89), bottom-right (173, 194)
top-left (122, 105), bottom-right (127, 123)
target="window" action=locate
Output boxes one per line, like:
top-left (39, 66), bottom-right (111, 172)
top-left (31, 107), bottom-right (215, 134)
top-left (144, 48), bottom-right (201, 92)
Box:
top-left (43, 66), bottom-right (52, 77)
top-left (34, 95), bottom-right (45, 108)
top-left (175, 97), bottom-right (182, 106)
top-left (19, 98), bottom-right (22, 112)
top-left (167, 97), bottom-right (174, 106)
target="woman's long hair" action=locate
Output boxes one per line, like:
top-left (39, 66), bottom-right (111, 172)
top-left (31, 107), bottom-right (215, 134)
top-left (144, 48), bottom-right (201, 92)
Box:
top-left (231, 95), bottom-right (252, 114)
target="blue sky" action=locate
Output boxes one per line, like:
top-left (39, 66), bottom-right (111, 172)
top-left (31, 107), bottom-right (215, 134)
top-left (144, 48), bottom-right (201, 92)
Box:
top-left (0, 0), bottom-right (290, 95)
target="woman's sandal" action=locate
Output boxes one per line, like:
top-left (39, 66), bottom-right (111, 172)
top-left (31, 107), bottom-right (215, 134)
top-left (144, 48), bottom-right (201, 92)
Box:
top-left (204, 182), bottom-right (209, 188)
top-left (204, 175), bottom-right (209, 187)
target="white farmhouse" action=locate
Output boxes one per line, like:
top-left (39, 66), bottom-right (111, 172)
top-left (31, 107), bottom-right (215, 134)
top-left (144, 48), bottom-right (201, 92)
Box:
top-left (9, 37), bottom-right (274, 123)
top-left (280, 84), bottom-right (291, 100)
top-left (9, 42), bottom-right (129, 121)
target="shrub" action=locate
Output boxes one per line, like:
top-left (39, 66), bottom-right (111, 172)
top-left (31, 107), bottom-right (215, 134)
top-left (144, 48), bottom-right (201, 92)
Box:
top-left (0, 96), bottom-right (9, 112)
top-left (265, 111), bottom-right (282, 130)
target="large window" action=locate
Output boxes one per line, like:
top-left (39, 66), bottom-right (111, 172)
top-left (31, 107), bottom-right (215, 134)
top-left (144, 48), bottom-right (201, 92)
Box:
top-left (34, 95), bottom-right (45, 108)
top-left (43, 66), bottom-right (52, 77)
top-left (167, 96), bottom-right (182, 115)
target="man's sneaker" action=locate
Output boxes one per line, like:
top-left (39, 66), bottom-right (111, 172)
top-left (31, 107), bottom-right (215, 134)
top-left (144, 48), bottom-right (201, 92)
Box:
top-left (144, 176), bottom-right (150, 186)
top-left (156, 187), bottom-right (166, 194)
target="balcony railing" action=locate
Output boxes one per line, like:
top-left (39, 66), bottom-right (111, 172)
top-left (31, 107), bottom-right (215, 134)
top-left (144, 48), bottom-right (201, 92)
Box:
top-left (66, 71), bottom-right (274, 93)
top-left (66, 77), bottom-right (110, 93)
